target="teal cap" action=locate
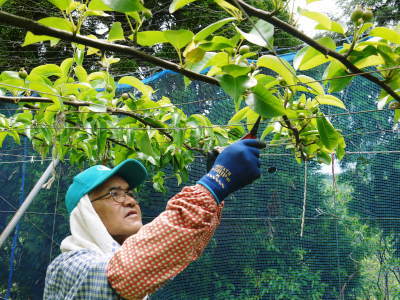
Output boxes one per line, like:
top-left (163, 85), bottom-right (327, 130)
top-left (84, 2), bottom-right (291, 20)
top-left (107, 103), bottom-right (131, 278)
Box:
top-left (65, 159), bottom-right (147, 214)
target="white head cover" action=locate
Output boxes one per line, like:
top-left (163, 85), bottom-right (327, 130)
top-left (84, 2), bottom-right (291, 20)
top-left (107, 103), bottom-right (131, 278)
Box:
top-left (60, 194), bottom-right (120, 255)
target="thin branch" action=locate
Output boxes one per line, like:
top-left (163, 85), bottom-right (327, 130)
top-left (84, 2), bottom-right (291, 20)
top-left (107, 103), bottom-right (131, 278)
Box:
top-left (0, 96), bottom-right (205, 154)
top-left (0, 11), bottom-right (219, 86)
top-left (226, 0), bottom-right (400, 102)
top-left (282, 115), bottom-right (306, 161)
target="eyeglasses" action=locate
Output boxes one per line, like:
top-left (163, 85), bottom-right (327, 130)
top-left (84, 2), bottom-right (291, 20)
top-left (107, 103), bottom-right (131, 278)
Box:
top-left (91, 187), bottom-right (137, 204)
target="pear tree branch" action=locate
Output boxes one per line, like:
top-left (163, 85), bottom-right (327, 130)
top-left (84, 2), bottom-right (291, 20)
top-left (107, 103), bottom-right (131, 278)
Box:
top-left (0, 96), bottom-right (205, 153)
top-left (227, 0), bottom-right (400, 102)
top-left (0, 11), bottom-right (219, 86)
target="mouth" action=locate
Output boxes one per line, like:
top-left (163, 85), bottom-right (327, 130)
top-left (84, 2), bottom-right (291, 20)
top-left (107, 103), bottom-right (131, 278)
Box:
top-left (125, 210), bottom-right (138, 218)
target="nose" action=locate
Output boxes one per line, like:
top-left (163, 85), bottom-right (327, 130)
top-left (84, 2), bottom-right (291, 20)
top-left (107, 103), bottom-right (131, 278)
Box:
top-left (123, 194), bottom-right (139, 207)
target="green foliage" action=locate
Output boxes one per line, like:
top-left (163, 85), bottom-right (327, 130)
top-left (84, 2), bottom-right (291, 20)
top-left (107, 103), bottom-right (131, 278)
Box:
top-left (0, 0), bottom-right (398, 189)
top-left (0, 2), bottom-right (400, 297)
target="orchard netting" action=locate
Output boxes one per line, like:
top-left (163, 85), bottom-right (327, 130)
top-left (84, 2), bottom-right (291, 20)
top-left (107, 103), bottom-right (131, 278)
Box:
top-left (1, 52), bottom-right (400, 299)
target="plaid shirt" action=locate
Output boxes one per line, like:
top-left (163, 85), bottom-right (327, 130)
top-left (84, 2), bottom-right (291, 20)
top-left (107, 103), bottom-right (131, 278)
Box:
top-left (44, 250), bottom-right (121, 299)
top-left (44, 185), bottom-right (222, 299)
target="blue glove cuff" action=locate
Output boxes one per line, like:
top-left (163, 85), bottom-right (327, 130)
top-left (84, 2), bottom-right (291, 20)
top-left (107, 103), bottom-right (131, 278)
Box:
top-left (197, 164), bottom-right (233, 203)
top-left (197, 181), bottom-right (222, 204)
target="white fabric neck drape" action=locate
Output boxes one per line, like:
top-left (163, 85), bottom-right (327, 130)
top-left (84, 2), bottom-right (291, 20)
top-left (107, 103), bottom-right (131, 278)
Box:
top-left (60, 194), bottom-right (120, 255)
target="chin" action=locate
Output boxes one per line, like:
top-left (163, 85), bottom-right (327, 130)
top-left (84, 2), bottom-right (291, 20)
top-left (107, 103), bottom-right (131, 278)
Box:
top-left (126, 222), bottom-right (143, 235)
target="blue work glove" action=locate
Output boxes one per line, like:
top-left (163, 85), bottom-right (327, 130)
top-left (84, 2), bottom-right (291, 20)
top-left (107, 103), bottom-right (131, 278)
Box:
top-left (198, 139), bottom-right (266, 203)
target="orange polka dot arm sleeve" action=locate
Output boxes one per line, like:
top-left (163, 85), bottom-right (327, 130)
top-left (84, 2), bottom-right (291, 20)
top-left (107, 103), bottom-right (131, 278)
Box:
top-left (106, 184), bottom-right (223, 299)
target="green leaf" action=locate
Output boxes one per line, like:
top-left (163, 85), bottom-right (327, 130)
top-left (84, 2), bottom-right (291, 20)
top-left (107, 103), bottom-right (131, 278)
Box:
top-left (316, 115), bottom-right (338, 150)
top-left (22, 17), bottom-right (74, 47)
top-left (0, 132), bottom-right (7, 148)
top-left (0, 0), bottom-right (8, 7)
top-left (47, 0), bottom-right (72, 10)
top-left (296, 75), bottom-right (325, 95)
top-left (221, 65), bottom-right (251, 77)
top-left (310, 95), bottom-right (346, 109)
top-left (194, 17), bottom-right (236, 41)
top-left (23, 32), bottom-right (59, 47)
top-left (152, 171), bottom-right (166, 192)
top-left (15, 111), bottom-right (33, 123)
top-left (101, 0), bottom-right (144, 12)
top-left (370, 27), bottom-right (400, 44)
top-left (199, 42), bottom-right (232, 51)
top-left (353, 55), bottom-right (384, 69)
top-left (299, 8), bottom-right (331, 28)
top-left (30, 64), bottom-right (63, 78)
top-left (74, 66), bottom-right (88, 82)
top-left (260, 125), bottom-right (274, 140)
top-left (118, 76), bottom-right (153, 100)
top-left (315, 20), bottom-right (345, 35)
top-left (317, 150), bottom-right (331, 164)
top-left (96, 119), bottom-right (108, 157)
top-left (0, 79), bottom-right (25, 96)
top-left (358, 23), bottom-right (373, 36)
top-left (1, 71), bottom-right (20, 80)
top-left (293, 37), bottom-right (335, 70)
top-left (257, 55), bottom-right (296, 85)
top-left (204, 52), bottom-right (229, 68)
top-left (108, 22), bottom-right (125, 41)
top-left (299, 8), bottom-right (344, 34)
top-left (169, 0), bottom-right (198, 13)
top-left (29, 82), bottom-right (60, 106)
top-left (186, 52), bottom-right (216, 74)
top-left (44, 104), bottom-right (59, 124)
top-left (214, 0), bottom-right (242, 19)
top-left (164, 30), bottom-right (194, 50)
top-left (137, 131), bottom-right (155, 156)
top-left (8, 130), bottom-right (20, 145)
top-left (228, 106), bottom-right (250, 124)
top-left (39, 17), bottom-right (74, 32)
top-left (322, 60), bottom-right (352, 92)
top-left (336, 135), bottom-right (346, 160)
top-left (245, 84), bottom-right (286, 118)
top-left (235, 20), bottom-right (274, 48)
top-left (137, 31), bottom-right (168, 46)
top-left (219, 75), bottom-right (252, 111)
top-left (185, 48), bottom-right (206, 64)
top-left (88, 0), bottom-right (111, 10)
top-left (60, 58), bottom-right (74, 75)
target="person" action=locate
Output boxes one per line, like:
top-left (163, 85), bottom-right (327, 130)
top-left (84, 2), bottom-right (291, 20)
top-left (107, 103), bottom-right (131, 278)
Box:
top-left (43, 139), bottom-right (266, 299)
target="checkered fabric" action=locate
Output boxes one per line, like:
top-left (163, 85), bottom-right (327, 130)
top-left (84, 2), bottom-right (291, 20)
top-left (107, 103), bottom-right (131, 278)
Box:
top-left (43, 249), bottom-right (121, 299)
top-left (44, 185), bottom-right (222, 299)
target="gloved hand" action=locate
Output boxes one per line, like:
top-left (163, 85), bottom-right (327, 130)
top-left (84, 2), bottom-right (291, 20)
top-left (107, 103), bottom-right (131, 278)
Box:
top-left (198, 139), bottom-right (266, 203)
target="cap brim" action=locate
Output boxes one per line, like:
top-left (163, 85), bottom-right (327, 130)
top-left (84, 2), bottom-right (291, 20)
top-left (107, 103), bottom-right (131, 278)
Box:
top-left (108, 159), bottom-right (147, 190)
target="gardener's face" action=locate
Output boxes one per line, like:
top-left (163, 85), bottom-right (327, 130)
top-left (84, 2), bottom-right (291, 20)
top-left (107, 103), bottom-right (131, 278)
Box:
top-left (90, 175), bottom-right (143, 245)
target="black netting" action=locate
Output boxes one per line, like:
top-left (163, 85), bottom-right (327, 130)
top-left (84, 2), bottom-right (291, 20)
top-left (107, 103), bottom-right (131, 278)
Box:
top-left (2, 60), bottom-right (400, 299)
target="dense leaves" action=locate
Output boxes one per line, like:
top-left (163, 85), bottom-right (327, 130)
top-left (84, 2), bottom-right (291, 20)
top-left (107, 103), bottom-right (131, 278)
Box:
top-left (0, 0), bottom-right (399, 298)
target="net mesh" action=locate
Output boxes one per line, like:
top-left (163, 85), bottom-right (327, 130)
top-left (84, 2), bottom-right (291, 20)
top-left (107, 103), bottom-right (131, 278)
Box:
top-left (1, 60), bottom-right (400, 299)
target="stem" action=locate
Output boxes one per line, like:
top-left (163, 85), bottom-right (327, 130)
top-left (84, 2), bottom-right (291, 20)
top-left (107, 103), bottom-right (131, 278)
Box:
top-left (125, 14), bottom-right (137, 39)
top-left (282, 115), bottom-right (306, 161)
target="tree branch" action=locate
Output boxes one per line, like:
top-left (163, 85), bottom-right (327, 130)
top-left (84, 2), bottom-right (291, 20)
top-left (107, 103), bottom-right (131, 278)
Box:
top-left (282, 115), bottom-right (306, 161)
top-left (0, 11), bottom-right (219, 86)
top-left (0, 96), bottom-right (205, 154)
top-left (227, 0), bottom-right (400, 102)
